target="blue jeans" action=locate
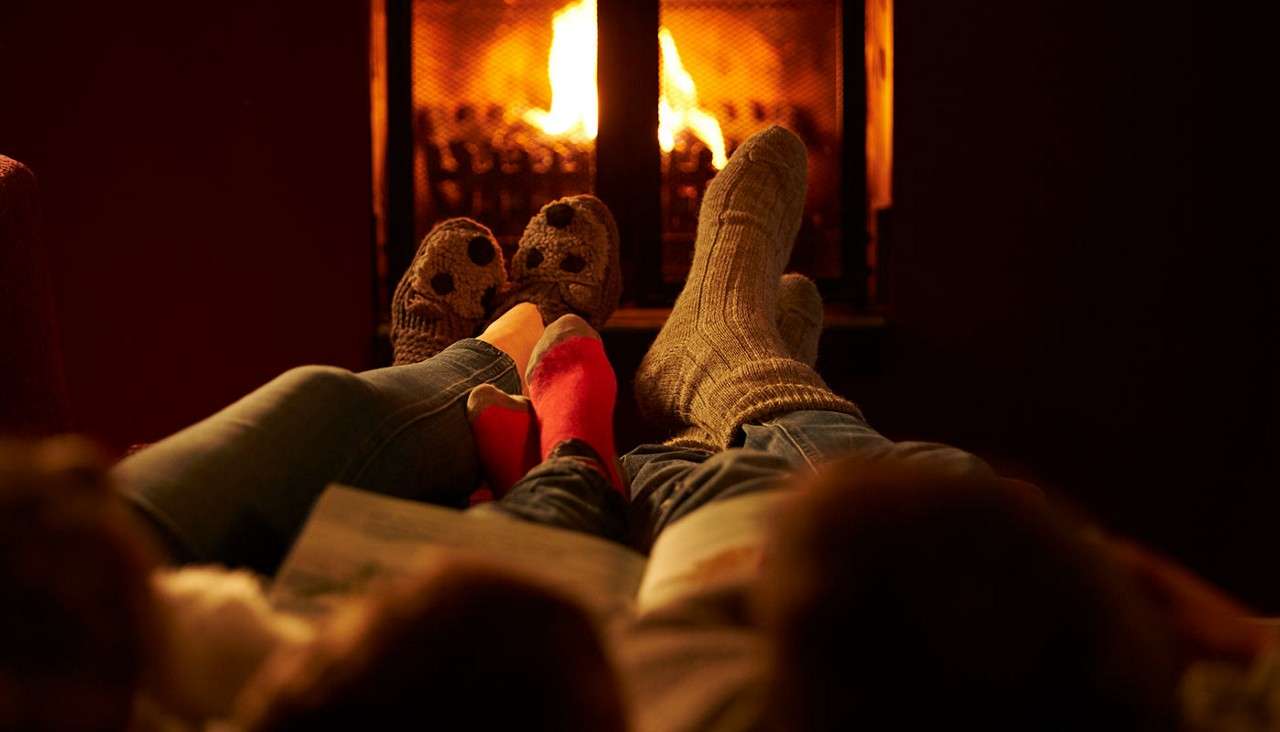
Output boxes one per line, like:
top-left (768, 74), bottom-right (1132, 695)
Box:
top-left (118, 340), bottom-right (986, 574)
top-left (623, 411), bottom-right (991, 550)
top-left (120, 340), bottom-right (632, 574)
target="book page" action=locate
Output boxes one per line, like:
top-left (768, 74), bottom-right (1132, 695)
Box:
top-left (269, 485), bottom-right (648, 622)
top-left (635, 490), bottom-right (792, 613)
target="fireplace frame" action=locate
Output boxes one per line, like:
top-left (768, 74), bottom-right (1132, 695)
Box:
top-left (378, 0), bottom-right (870, 316)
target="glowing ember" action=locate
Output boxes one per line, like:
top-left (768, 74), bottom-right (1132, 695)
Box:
top-left (525, 1), bottom-right (728, 170)
top-left (523, 0), bottom-right (599, 142)
top-left (658, 27), bottom-right (728, 169)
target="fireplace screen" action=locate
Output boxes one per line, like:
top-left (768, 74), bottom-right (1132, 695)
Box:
top-left (411, 1), bottom-right (596, 251)
top-left (658, 1), bottom-right (844, 284)
top-left (373, 0), bottom-right (868, 321)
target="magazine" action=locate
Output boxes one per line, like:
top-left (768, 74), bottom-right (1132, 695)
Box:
top-left (269, 484), bottom-right (789, 621)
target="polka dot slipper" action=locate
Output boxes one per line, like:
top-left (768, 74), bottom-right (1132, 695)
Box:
top-left (391, 218), bottom-right (506, 365)
top-left (488, 195), bottom-right (621, 330)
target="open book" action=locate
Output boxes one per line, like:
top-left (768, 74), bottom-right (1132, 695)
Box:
top-left (269, 485), bottom-right (789, 621)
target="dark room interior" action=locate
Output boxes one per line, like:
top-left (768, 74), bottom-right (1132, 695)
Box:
top-left (1, 0), bottom-right (1271, 624)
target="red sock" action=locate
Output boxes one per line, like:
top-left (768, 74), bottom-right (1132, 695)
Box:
top-left (526, 335), bottom-right (625, 496)
top-left (469, 398), bottom-right (540, 498)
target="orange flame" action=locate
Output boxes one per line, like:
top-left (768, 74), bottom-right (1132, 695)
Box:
top-left (523, 0), bottom-right (599, 142)
top-left (525, 1), bottom-right (727, 170)
top-left (658, 27), bottom-right (727, 169)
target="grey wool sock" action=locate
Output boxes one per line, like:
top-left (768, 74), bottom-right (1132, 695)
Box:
top-left (776, 273), bottom-right (823, 369)
top-left (391, 218), bottom-right (506, 365)
top-left (659, 272), bottom-right (829, 452)
top-left (635, 126), bottom-right (860, 447)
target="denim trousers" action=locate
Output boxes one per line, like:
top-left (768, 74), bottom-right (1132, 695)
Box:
top-left (118, 340), bottom-right (986, 575)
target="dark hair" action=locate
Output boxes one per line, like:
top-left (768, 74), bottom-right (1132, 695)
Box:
top-left (759, 455), bottom-right (1179, 731)
top-left (236, 555), bottom-right (628, 732)
top-left (0, 437), bottom-right (159, 731)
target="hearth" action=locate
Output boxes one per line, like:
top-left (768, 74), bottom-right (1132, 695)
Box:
top-left (370, 0), bottom-right (890, 324)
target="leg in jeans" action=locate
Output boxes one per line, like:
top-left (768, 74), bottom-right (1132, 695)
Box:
top-left (624, 410), bottom-right (990, 549)
top-left (116, 339), bottom-right (521, 575)
top-left (118, 218), bottom-right (535, 575)
top-left (626, 128), bottom-right (989, 548)
top-left (479, 451), bottom-right (629, 544)
top-left (465, 315), bottom-right (630, 544)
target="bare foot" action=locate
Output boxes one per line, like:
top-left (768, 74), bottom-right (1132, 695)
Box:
top-left (477, 302), bottom-right (544, 393)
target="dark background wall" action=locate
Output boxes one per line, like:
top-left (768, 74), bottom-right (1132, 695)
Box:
top-left (0, 1), bottom-right (375, 448)
top-left (840, 0), bottom-right (1276, 607)
top-left (3, 2), bottom-right (1272, 605)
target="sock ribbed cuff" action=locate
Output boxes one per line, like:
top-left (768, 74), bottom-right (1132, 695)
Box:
top-left (710, 382), bottom-right (861, 447)
top-left (661, 425), bottom-right (718, 453)
top-left (683, 355), bottom-right (862, 447)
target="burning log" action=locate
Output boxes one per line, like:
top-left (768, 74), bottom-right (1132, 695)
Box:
top-left (415, 106), bottom-right (593, 250)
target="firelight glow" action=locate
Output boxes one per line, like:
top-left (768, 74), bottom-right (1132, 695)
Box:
top-left (657, 27), bottom-right (728, 169)
top-left (524, 0), bottom-right (728, 170)
top-left (523, 0), bottom-right (599, 142)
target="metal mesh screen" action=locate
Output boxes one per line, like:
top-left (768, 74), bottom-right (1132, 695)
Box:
top-left (411, 0), bottom-right (595, 247)
top-left (659, 0), bottom-right (844, 282)
top-left (403, 0), bottom-right (847, 292)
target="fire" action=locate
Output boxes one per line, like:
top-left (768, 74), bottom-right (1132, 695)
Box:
top-left (523, 0), bottom-right (599, 142)
top-left (657, 28), bottom-right (728, 169)
top-left (525, 0), bottom-right (728, 170)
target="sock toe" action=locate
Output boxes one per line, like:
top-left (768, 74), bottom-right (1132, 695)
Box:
top-left (526, 314), bottom-right (600, 383)
top-left (776, 273), bottom-right (823, 368)
top-left (466, 383), bottom-right (531, 420)
top-left (743, 125), bottom-right (808, 179)
top-left (466, 384), bottom-right (537, 497)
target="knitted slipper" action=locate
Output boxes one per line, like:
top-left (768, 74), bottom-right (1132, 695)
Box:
top-left (391, 219), bottom-right (506, 365)
top-left (489, 195), bottom-right (621, 330)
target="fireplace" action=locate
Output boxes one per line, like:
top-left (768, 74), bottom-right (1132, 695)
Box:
top-left (370, 0), bottom-right (890, 330)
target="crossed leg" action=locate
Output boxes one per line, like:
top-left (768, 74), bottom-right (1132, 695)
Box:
top-left (625, 126), bottom-right (990, 549)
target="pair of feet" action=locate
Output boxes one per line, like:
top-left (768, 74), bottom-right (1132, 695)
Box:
top-left (390, 196), bottom-right (621, 366)
top-left (635, 125), bottom-right (860, 448)
top-left (466, 309), bottom-right (623, 499)
top-left (389, 196), bottom-right (626, 499)
top-left (458, 267), bottom-right (826, 503)
top-left (391, 125), bottom-right (858, 496)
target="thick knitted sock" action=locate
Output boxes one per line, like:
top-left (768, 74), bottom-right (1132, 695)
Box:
top-left (526, 315), bottom-right (624, 495)
top-left (776, 272), bottom-right (824, 368)
top-left (635, 126), bottom-right (860, 447)
top-left (466, 385), bottom-right (539, 498)
top-left (661, 272), bottom-right (828, 451)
